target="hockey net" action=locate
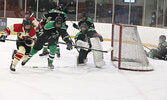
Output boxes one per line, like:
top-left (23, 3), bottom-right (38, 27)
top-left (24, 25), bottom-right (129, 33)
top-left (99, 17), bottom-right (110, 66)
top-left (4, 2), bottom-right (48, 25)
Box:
top-left (111, 23), bottom-right (153, 71)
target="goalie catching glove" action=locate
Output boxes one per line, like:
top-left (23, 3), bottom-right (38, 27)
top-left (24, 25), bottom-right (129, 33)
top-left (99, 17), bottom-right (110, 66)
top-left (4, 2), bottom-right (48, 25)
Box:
top-left (0, 34), bottom-right (7, 42)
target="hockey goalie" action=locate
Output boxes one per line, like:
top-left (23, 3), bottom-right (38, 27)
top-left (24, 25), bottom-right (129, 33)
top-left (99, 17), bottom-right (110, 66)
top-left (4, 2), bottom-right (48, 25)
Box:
top-left (74, 23), bottom-right (105, 68)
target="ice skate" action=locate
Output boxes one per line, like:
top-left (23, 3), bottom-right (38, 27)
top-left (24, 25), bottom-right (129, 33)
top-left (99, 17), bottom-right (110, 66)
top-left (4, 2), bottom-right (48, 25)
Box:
top-left (48, 63), bottom-right (54, 70)
top-left (96, 66), bottom-right (102, 68)
top-left (56, 51), bottom-right (60, 58)
top-left (76, 56), bottom-right (86, 66)
top-left (21, 60), bottom-right (27, 66)
top-left (10, 63), bottom-right (16, 72)
top-left (39, 50), bottom-right (49, 56)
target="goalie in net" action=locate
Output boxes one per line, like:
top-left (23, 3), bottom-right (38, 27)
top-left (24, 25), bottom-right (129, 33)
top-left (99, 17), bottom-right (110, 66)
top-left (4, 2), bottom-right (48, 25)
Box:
top-left (111, 23), bottom-right (153, 71)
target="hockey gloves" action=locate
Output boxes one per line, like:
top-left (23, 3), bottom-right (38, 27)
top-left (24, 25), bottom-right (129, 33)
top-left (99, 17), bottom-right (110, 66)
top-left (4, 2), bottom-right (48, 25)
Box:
top-left (66, 40), bottom-right (73, 50)
top-left (25, 37), bottom-right (33, 45)
top-left (93, 33), bottom-right (103, 42)
top-left (73, 23), bottom-right (79, 30)
top-left (0, 34), bottom-right (7, 42)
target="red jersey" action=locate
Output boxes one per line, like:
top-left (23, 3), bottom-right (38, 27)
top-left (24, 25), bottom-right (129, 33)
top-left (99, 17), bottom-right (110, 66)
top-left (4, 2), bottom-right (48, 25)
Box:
top-left (3, 23), bottom-right (37, 41)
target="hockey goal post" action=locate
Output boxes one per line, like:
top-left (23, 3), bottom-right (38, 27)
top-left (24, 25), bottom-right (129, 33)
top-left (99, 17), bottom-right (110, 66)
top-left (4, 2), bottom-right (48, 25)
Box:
top-left (111, 23), bottom-right (153, 71)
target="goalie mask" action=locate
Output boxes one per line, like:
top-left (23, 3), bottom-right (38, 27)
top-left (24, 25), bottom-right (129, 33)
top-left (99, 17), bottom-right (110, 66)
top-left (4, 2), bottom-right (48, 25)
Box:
top-left (55, 16), bottom-right (63, 28)
top-left (22, 18), bottom-right (32, 32)
top-left (80, 23), bottom-right (88, 34)
top-left (159, 35), bottom-right (166, 43)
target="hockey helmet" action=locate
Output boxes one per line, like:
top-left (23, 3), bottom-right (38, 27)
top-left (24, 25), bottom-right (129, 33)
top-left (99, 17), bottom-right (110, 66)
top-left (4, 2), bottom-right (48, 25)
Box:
top-left (159, 35), bottom-right (166, 43)
top-left (55, 16), bottom-right (63, 28)
top-left (24, 11), bottom-right (30, 18)
top-left (80, 23), bottom-right (88, 33)
top-left (22, 18), bottom-right (32, 31)
top-left (81, 12), bottom-right (88, 20)
top-left (56, 4), bottom-right (64, 11)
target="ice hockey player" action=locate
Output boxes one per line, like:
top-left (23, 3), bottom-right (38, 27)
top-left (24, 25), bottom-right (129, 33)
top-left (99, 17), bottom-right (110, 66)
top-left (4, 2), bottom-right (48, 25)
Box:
top-left (148, 35), bottom-right (167, 60)
top-left (24, 11), bottom-right (39, 29)
top-left (73, 12), bottom-right (95, 30)
top-left (0, 18), bottom-right (37, 72)
top-left (38, 4), bottom-right (67, 57)
top-left (11, 12), bottom-right (39, 61)
top-left (75, 22), bottom-right (105, 68)
top-left (22, 16), bottom-right (73, 69)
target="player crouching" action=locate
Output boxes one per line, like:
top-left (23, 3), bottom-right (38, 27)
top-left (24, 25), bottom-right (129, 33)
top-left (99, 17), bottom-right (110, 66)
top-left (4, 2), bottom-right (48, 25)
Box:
top-left (0, 18), bottom-right (37, 72)
top-left (75, 23), bottom-right (105, 68)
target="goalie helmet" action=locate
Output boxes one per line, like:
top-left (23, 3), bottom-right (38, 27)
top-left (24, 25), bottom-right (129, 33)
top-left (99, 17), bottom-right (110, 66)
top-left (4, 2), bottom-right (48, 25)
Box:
top-left (22, 18), bottom-right (32, 32)
top-left (80, 23), bottom-right (88, 34)
top-left (159, 35), bottom-right (166, 43)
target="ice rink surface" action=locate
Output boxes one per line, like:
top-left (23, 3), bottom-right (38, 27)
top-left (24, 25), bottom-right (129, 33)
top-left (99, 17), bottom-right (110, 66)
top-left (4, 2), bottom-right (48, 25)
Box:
top-left (0, 35), bottom-right (167, 100)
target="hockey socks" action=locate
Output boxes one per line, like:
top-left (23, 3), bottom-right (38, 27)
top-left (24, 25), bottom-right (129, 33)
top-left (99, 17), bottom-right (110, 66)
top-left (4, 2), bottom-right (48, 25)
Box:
top-left (29, 48), bottom-right (38, 57)
top-left (21, 48), bottom-right (38, 66)
top-left (48, 45), bottom-right (57, 64)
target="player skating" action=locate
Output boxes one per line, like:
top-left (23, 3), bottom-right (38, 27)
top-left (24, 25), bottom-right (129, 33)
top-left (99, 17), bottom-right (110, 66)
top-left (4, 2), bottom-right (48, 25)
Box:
top-left (22, 16), bottom-right (73, 69)
top-left (38, 4), bottom-right (67, 58)
top-left (11, 11), bottom-right (39, 63)
top-left (0, 18), bottom-right (37, 72)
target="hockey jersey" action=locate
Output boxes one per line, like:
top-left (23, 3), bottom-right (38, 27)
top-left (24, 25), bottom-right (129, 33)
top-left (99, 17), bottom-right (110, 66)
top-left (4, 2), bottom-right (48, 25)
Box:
top-left (3, 24), bottom-right (37, 41)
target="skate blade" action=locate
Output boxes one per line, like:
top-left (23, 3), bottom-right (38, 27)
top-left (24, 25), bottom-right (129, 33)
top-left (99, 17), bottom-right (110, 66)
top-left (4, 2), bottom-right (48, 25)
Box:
top-left (10, 70), bottom-right (16, 74)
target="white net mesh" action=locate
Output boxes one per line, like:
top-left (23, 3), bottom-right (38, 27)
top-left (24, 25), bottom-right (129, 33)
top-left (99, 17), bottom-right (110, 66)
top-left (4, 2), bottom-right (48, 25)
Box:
top-left (111, 24), bottom-right (153, 71)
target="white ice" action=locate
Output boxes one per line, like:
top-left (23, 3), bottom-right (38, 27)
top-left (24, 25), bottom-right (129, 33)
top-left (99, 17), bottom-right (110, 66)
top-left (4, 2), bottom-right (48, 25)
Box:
top-left (0, 35), bottom-right (167, 100)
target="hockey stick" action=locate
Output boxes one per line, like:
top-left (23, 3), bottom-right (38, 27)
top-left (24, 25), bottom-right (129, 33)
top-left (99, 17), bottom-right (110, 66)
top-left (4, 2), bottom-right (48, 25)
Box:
top-left (68, 35), bottom-right (79, 53)
top-left (58, 41), bottom-right (113, 53)
top-left (4, 39), bottom-right (17, 41)
top-left (30, 12), bottom-right (34, 17)
top-left (4, 39), bottom-right (26, 42)
top-left (143, 45), bottom-right (151, 50)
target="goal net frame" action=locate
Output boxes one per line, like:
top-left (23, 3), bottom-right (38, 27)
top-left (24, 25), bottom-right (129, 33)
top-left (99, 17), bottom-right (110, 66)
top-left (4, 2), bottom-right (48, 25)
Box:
top-left (111, 23), bottom-right (153, 71)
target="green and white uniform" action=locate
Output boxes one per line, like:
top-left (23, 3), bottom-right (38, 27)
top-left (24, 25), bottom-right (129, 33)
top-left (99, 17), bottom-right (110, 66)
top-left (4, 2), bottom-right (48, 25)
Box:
top-left (29, 21), bottom-right (72, 64)
top-left (149, 41), bottom-right (167, 60)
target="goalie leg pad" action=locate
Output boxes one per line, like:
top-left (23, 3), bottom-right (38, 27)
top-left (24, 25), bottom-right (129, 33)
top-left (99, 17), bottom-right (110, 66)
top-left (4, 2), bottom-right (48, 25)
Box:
top-left (76, 49), bottom-right (89, 66)
top-left (90, 37), bottom-right (106, 67)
